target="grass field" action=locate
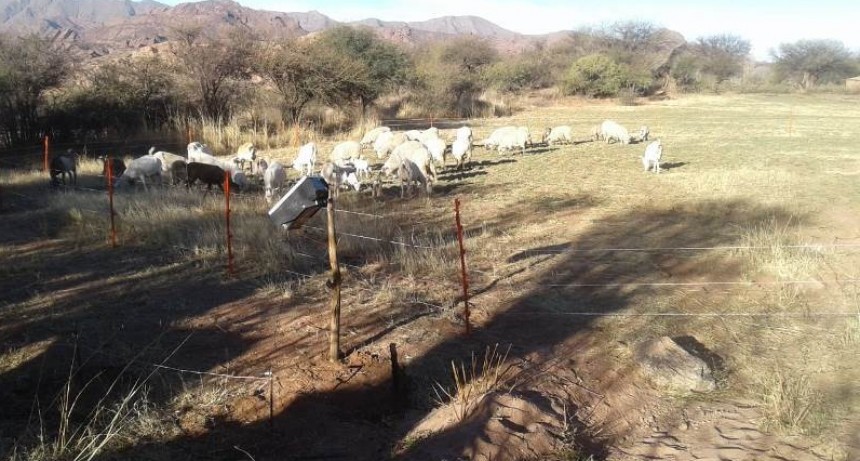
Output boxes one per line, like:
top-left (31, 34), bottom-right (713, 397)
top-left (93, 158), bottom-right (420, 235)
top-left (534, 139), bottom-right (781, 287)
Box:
top-left (1, 93), bottom-right (859, 460)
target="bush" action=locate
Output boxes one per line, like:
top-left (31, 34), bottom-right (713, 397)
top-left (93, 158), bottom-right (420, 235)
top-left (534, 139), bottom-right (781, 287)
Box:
top-left (487, 58), bottom-right (552, 93)
top-left (562, 54), bottom-right (650, 98)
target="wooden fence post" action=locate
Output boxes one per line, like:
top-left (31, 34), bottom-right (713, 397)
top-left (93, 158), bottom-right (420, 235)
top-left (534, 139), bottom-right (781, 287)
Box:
top-left (327, 197), bottom-right (342, 362)
top-left (454, 198), bottom-right (471, 336)
top-left (224, 170), bottom-right (235, 276)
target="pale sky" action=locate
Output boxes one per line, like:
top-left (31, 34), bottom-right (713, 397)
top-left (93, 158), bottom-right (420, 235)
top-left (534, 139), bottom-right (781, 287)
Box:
top-left (159, 0), bottom-right (860, 61)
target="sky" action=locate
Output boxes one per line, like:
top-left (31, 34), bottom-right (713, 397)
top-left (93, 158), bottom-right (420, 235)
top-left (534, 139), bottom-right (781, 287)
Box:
top-left (159, 0), bottom-right (860, 61)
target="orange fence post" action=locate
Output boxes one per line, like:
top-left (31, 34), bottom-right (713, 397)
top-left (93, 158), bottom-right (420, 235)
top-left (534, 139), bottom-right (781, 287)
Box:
top-left (224, 170), bottom-right (235, 276)
top-left (43, 135), bottom-right (49, 174)
top-left (454, 197), bottom-right (471, 336)
top-left (107, 157), bottom-right (117, 248)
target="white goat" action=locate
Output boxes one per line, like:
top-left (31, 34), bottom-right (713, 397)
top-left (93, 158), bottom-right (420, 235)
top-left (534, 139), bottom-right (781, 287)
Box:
top-left (116, 156), bottom-right (163, 190)
top-left (187, 142), bottom-right (216, 163)
top-left (253, 158), bottom-right (269, 177)
top-left (232, 142), bottom-right (256, 171)
top-left (292, 142), bottom-right (317, 176)
top-left (372, 131), bottom-right (408, 159)
top-left (360, 126), bottom-right (391, 146)
top-left (456, 126), bottom-right (473, 143)
top-left (320, 162), bottom-right (361, 197)
top-left (381, 141), bottom-right (436, 197)
top-left (330, 141), bottom-right (362, 166)
top-left (348, 158), bottom-right (372, 180)
top-left (396, 159), bottom-right (430, 198)
top-left (544, 126), bottom-right (573, 145)
top-left (484, 126), bottom-right (530, 155)
top-left (635, 126), bottom-right (650, 143)
top-left (264, 161), bottom-right (287, 204)
top-left (600, 120), bottom-right (631, 145)
top-left (423, 136), bottom-right (447, 168)
top-left (642, 139), bottom-right (663, 173)
top-left (148, 147), bottom-right (186, 185)
top-left (451, 137), bottom-right (472, 170)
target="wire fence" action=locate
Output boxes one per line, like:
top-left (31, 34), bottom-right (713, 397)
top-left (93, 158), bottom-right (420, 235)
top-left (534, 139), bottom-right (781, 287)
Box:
top-left (4, 156), bottom-right (860, 323)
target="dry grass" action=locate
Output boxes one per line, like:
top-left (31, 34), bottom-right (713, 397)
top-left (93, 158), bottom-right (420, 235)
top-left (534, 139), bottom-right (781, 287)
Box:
top-left (3, 92), bottom-right (860, 458)
top-left (432, 344), bottom-right (515, 422)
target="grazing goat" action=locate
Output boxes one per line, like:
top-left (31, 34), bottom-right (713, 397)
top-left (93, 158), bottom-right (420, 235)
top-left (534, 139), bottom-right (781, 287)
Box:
top-left (380, 141), bottom-right (436, 197)
top-left (451, 137), bottom-right (472, 170)
top-left (544, 126), bottom-right (574, 145)
top-left (320, 162), bottom-right (361, 198)
top-left (50, 150), bottom-right (78, 186)
top-left (292, 142), bottom-right (317, 176)
top-left (600, 120), bottom-right (631, 145)
top-left (423, 136), bottom-right (447, 168)
top-left (456, 126), bottom-right (473, 143)
top-left (348, 158), bottom-right (372, 180)
top-left (186, 162), bottom-right (231, 192)
top-left (396, 159), bottom-right (431, 198)
top-left (373, 131), bottom-right (408, 159)
top-left (642, 139), bottom-right (663, 174)
top-left (253, 158), bottom-right (269, 177)
top-left (115, 156), bottom-right (163, 190)
top-left (149, 147), bottom-right (187, 185)
top-left (187, 142), bottom-right (215, 162)
top-left (360, 126), bottom-right (391, 147)
top-left (232, 142), bottom-right (256, 171)
top-left (330, 141), bottom-right (362, 166)
top-left (99, 156), bottom-right (126, 178)
top-left (264, 161), bottom-right (287, 204)
top-left (634, 126), bottom-right (650, 143)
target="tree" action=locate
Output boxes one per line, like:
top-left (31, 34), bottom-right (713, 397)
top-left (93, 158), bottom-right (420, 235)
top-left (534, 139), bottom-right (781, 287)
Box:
top-left (88, 55), bottom-right (176, 129)
top-left (171, 26), bottom-right (255, 120)
top-left (258, 40), bottom-right (368, 123)
top-left (694, 34), bottom-right (751, 82)
top-left (441, 36), bottom-right (499, 73)
top-left (316, 26), bottom-right (410, 114)
top-left (0, 34), bottom-right (70, 145)
top-left (772, 39), bottom-right (856, 89)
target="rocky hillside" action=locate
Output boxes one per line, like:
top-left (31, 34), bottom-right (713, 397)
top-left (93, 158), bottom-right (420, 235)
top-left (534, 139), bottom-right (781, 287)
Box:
top-left (0, 0), bottom-right (685, 61)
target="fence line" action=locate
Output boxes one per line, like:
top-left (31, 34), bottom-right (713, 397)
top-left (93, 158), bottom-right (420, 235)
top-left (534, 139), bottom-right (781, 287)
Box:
top-left (544, 279), bottom-right (858, 289)
top-left (152, 364), bottom-right (272, 381)
top-left (514, 242), bottom-right (860, 255)
top-left (501, 311), bottom-right (860, 318)
top-left (304, 225), bottom-right (442, 250)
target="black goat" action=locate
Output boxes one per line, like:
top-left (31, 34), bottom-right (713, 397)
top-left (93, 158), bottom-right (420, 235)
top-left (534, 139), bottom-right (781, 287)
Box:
top-left (186, 162), bottom-right (239, 193)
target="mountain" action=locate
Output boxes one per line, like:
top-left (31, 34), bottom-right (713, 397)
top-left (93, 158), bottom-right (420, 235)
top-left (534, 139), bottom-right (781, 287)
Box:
top-left (0, 0), bottom-right (684, 63)
top-left (0, 0), bottom-right (164, 39)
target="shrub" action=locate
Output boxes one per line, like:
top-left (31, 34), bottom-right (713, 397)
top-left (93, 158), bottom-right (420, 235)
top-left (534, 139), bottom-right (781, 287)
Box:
top-left (562, 54), bottom-right (649, 98)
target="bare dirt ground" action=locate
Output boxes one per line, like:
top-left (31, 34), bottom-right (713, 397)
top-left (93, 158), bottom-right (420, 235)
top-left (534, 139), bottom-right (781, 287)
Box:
top-left (2, 94), bottom-right (859, 460)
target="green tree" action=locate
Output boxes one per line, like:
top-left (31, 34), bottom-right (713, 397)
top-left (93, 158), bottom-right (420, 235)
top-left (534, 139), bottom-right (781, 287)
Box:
top-left (562, 54), bottom-right (648, 97)
top-left (0, 34), bottom-right (70, 145)
top-left (316, 26), bottom-right (410, 114)
top-left (772, 39), bottom-right (856, 89)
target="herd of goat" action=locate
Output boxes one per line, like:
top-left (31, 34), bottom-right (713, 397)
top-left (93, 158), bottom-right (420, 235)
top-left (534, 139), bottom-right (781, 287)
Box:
top-left (48, 119), bottom-right (664, 202)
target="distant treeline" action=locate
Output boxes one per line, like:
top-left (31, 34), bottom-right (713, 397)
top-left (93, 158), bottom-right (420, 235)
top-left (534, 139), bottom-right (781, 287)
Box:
top-left (1, 22), bottom-right (858, 149)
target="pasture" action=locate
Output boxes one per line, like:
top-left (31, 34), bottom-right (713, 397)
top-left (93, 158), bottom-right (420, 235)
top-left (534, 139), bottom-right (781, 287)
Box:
top-left (1, 93), bottom-right (858, 460)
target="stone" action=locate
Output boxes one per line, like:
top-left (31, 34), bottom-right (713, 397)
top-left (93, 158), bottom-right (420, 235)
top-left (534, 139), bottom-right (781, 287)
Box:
top-left (635, 336), bottom-right (718, 392)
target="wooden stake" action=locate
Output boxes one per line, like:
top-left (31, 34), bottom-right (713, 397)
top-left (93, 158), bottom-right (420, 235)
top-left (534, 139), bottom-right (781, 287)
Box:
top-left (224, 171), bottom-right (235, 276)
top-left (454, 198), bottom-right (471, 336)
top-left (327, 197), bottom-right (342, 362)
